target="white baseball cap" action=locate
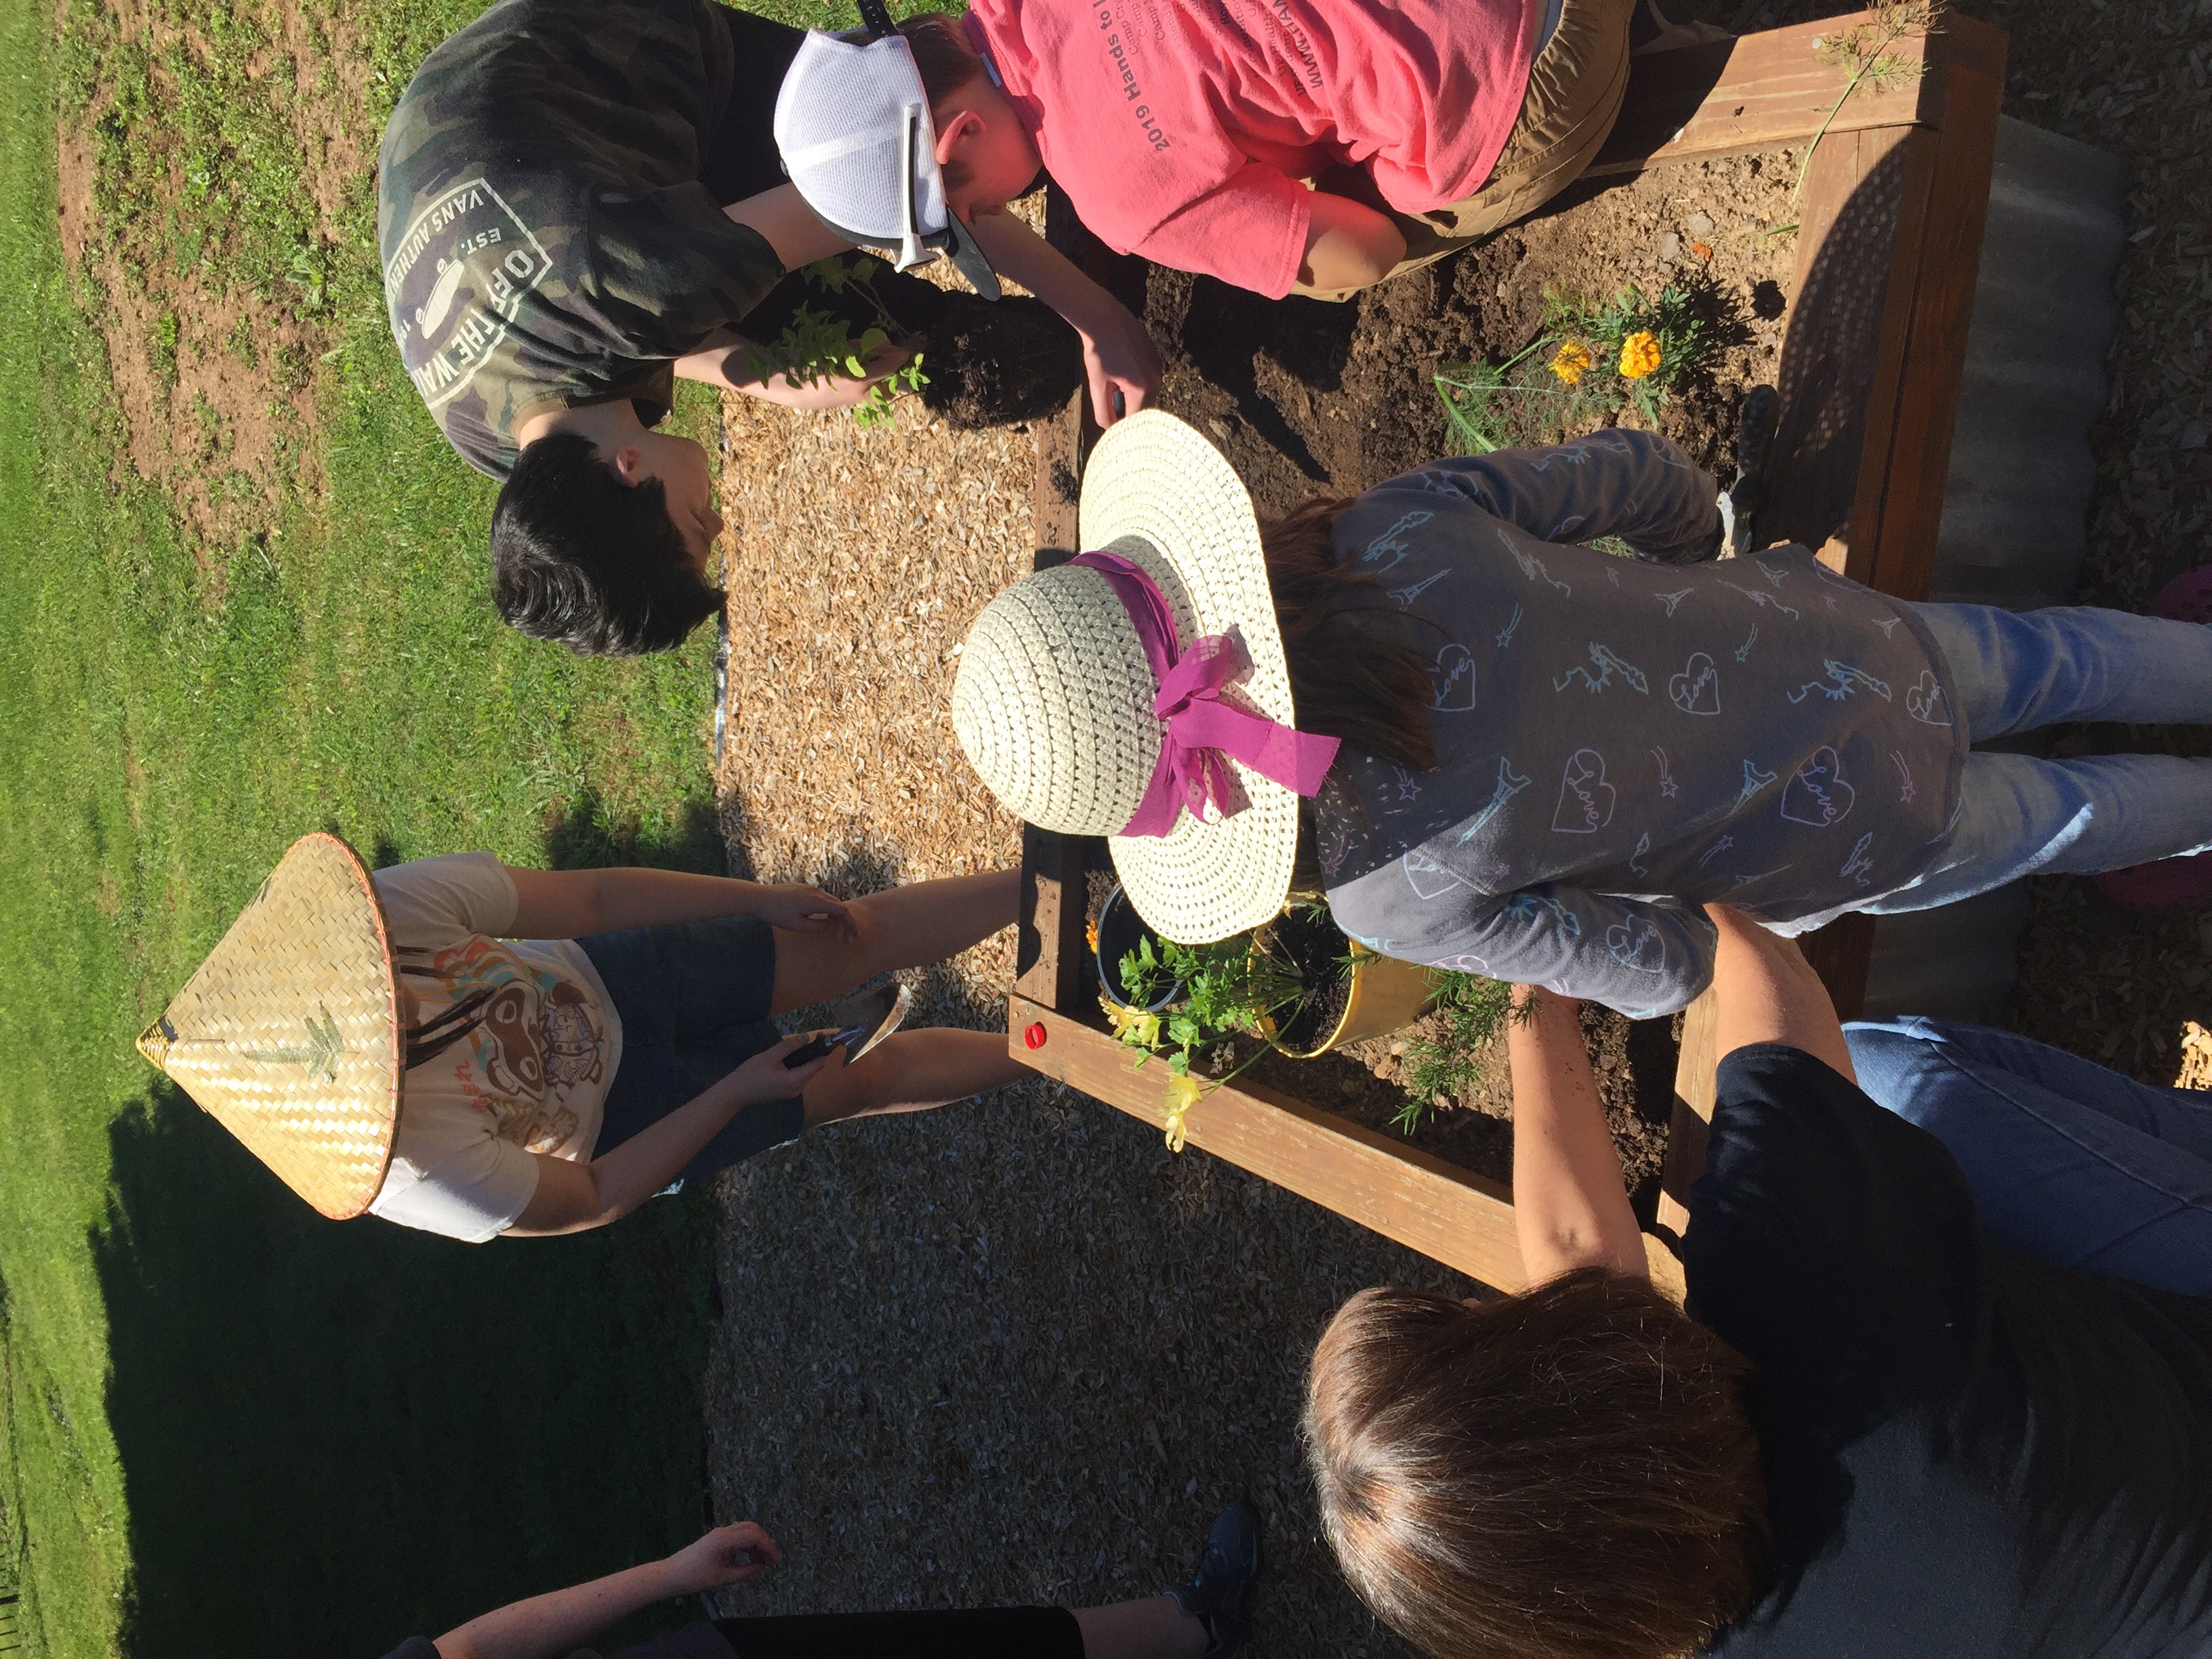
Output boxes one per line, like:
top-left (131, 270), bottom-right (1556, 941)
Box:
top-left (773, 2), bottom-right (1002, 300)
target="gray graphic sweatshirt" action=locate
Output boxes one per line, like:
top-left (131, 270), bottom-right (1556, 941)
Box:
top-left (1317, 430), bottom-right (1968, 1017)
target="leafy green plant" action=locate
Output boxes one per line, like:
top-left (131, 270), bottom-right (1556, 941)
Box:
top-left (1433, 340), bottom-right (1549, 454)
top-left (1435, 283), bottom-right (1710, 457)
top-left (1393, 970), bottom-right (1517, 1135)
top-left (1105, 909), bottom-right (1328, 1149)
top-left (744, 255), bottom-right (929, 430)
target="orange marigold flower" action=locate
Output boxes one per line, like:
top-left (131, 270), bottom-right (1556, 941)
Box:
top-left (1549, 341), bottom-right (1595, 386)
top-left (1619, 331), bottom-right (1663, 380)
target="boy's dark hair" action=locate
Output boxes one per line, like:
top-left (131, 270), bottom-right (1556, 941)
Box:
top-left (1305, 1271), bottom-right (1770, 1659)
top-left (489, 432), bottom-right (725, 656)
top-left (899, 13), bottom-right (985, 197)
top-left (898, 13), bottom-right (983, 100)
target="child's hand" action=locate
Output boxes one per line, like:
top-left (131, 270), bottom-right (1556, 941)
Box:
top-left (757, 883), bottom-right (858, 941)
top-left (733, 1033), bottom-right (834, 1103)
top-left (1073, 295), bottom-right (1163, 426)
top-left (663, 1521), bottom-right (782, 1594)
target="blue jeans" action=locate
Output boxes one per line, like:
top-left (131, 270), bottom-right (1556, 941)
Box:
top-left (1844, 1017), bottom-right (2212, 1295)
top-left (1845, 602), bottom-right (2212, 916)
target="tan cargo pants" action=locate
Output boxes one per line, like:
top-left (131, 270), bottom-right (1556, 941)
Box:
top-left (1303, 0), bottom-right (1636, 300)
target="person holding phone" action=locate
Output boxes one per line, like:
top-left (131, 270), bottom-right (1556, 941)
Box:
top-left (136, 834), bottom-right (1027, 1243)
top-left (375, 1504), bottom-right (1261, 1659)
top-left (1302, 907), bottom-right (2212, 1659)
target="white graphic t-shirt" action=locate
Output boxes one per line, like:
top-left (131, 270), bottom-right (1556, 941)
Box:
top-left (368, 853), bottom-right (623, 1242)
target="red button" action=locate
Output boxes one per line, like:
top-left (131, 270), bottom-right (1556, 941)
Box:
top-left (1023, 1023), bottom-right (1048, 1050)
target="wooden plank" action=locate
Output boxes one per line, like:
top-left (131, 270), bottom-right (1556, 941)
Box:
top-left (1033, 393), bottom-right (1084, 556)
top-left (1010, 996), bottom-right (1687, 1298)
top-left (1012, 828), bottom-right (1090, 1013)
top-left (1853, 18), bottom-right (2007, 602)
top-left (1761, 121), bottom-right (1927, 560)
top-left (1586, 14), bottom-right (1938, 179)
top-left (1764, 17), bottom-right (2005, 586)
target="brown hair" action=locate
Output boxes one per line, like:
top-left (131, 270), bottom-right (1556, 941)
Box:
top-left (899, 14), bottom-right (985, 198)
top-left (1305, 1271), bottom-right (1769, 1659)
top-left (1263, 497), bottom-right (1437, 773)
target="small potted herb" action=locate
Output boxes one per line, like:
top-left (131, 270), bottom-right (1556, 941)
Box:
top-left (1095, 886), bottom-right (1437, 1148)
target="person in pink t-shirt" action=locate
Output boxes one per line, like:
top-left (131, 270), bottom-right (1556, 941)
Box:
top-left (865, 0), bottom-right (1633, 301)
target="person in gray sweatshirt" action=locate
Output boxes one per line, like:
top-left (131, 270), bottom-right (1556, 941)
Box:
top-left (1316, 427), bottom-right (2212, 1013)
top-left (950, 412), bottom-right (2212, 1018)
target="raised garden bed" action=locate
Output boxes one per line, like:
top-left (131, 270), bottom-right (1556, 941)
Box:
top-left (1012, 10), bottom-right (2009, 1296)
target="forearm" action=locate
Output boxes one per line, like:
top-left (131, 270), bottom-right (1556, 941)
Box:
top-left (1509, 986), bottom-right (1647, 1284)
top-left (672, 327), bottom-right (773, 393)
top-left (966, 208), bottom-right (1112, 330)
top-left (436, 1558), bottom-right (676, 1659)
top-left (584, 1073), bottom-right (754, 1225)
top-left (584, 867), bottom-right (779, 934)
top-left (1706, 905), bottom-right (1858, 1081)
top-left (1418, 431), bottom-right (1720, 561)
top-left (722, 182), bottom-right (854, 270)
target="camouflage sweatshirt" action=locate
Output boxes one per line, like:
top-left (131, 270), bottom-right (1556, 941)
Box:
top-left (376, 0), bottom-right (795, 476)
top-left (1318, 430), bottom-right (1969, 1017)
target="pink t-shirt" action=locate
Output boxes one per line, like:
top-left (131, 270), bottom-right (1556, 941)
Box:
top-left (968, 0), bottom-right (1541, 298)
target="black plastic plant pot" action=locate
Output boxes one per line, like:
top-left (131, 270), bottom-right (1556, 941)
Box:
top-left (1095, 884), bottom-right (1182, 1012)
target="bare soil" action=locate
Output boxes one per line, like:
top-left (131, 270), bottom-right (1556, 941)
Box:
top-left (54, 0), bottom-right (379, 552)
top-left (1128, 146), bottom-right (1802, 525)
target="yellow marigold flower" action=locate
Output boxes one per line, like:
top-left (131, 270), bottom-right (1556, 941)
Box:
top-left (1085, 918), bottom-right (1100, 954)
top-left (1619, 331), bottom-right (1663, 380)
top-left (1549, 340), bottom-right (1594, 386)
top-left (1161, 1071), bottom-right (1207, 1153)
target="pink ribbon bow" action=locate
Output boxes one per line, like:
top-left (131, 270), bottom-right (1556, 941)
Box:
top-left (1069, 551), bottom-right (1341, 838)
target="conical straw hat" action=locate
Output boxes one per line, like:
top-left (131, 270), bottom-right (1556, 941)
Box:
top-left (136, 833), bottom-right (401, 1219)
top-left (951, 410), bottom-right (1298, 943)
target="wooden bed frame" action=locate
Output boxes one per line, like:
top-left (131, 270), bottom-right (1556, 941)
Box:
top-left (1006, 12), bottom-right (2009, 1297)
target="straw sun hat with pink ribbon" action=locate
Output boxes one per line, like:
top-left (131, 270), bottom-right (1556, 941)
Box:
top-left (951, 410), bottom-right (1340, 943)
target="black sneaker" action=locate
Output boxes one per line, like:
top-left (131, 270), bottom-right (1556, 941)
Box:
top-left (1723, 384), bottom-right (1780, 558)
top-left (1163, 1500), bottom-right (1262, 1656)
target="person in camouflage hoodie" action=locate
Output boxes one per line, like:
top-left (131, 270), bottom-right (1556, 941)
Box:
top-left (377, 0), bottom-right (1156, 655)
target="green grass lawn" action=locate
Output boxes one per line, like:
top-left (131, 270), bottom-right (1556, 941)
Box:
top-left (0, 0), bottom-right (846, 1651)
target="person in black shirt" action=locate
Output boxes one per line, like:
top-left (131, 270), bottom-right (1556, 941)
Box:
top-left (1304, 904), bottom-right (2212, 1659)
top-left (373, 1504), bottom-right (1259, 1659)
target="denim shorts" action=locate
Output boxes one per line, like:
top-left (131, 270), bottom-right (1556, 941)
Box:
top-left (577, 915), bottom-right (804, 1187)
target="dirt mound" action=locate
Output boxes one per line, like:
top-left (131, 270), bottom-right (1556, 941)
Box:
top-left (917, 291), bottom-right (1084, 430)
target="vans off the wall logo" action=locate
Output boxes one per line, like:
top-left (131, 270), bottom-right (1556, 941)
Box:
top-left (384, 178), bottom-right (554, 409)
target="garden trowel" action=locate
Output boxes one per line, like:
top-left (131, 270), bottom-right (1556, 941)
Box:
top-left (781, 981), bottom-right (911, 1069)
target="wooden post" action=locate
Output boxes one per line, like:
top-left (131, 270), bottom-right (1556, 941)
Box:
top-left (1012, 827), bottom-right (1090, 1014)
